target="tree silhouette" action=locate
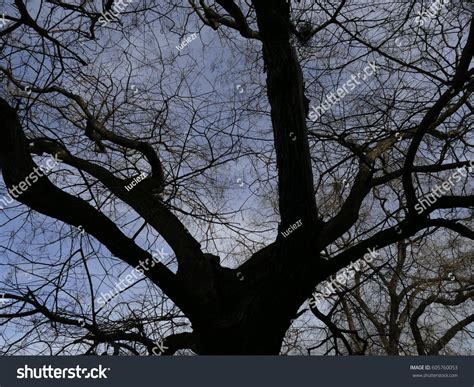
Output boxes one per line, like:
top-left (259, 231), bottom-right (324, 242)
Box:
top-left (285, 238), bottom-right (472, 355)
top-left (0, 0), bottom-right (472, 355)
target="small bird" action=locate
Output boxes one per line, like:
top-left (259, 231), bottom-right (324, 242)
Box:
top-left (85, 117), bottom-right (107, 153)
top-left (297, 21), bottom-right (313, 45)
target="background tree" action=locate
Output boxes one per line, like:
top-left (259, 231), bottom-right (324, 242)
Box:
top-left (283, 233), bottom-right (472, 355)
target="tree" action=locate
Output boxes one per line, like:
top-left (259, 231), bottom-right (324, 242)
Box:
top-left (287, 234), bottom-right (473, 355)
top-left (0, 0), bottom-right (472, 355)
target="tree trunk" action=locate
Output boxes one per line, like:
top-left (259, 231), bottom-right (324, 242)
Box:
top-left (181, 0), bottom-right (325, 354)
top-left (186, 236), bottom-right (320, 355)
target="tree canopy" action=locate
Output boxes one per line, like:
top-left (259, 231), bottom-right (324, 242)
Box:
top-left (0, 0), bottom-right (472, 355)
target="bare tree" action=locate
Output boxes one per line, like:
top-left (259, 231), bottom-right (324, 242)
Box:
top-left (0, 0), bottom-right (472, 355)
top-left (292, 233), bottom-right (473, 356)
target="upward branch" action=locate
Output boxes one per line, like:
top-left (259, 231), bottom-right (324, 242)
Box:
top-left (252, 0), bottom-right (318, 229)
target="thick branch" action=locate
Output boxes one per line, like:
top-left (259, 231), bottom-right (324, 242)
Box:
top-left (0, 98), bottom-right (188, 310)
top-left (251, 0), bottom-right (318, 228)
